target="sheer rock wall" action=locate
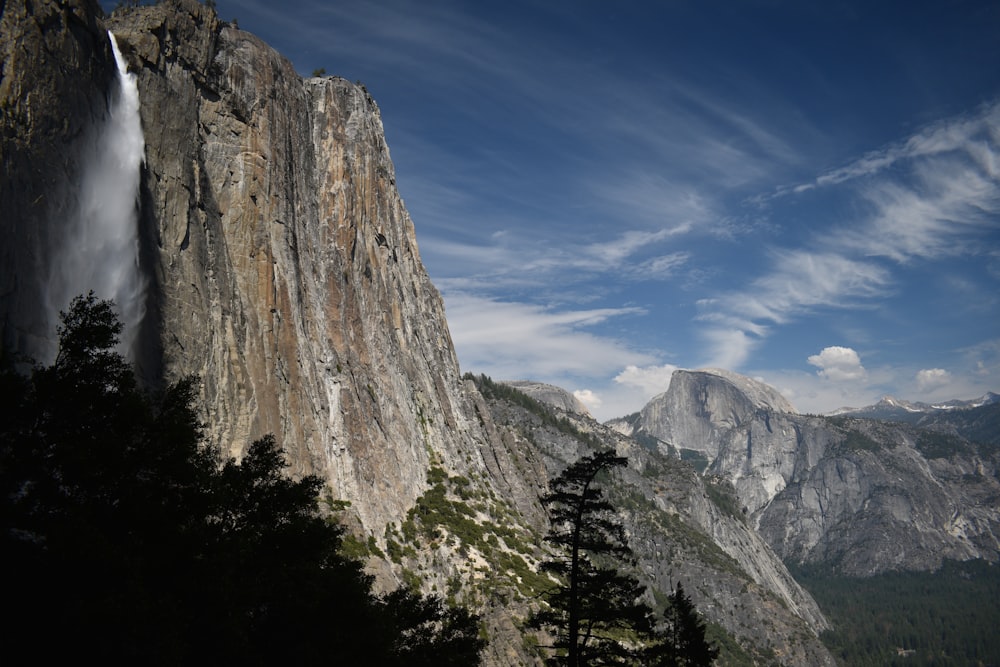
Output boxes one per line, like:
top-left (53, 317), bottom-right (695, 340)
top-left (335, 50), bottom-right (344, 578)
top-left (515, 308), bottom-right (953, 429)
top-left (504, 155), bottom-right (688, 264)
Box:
top-left (102, 0), bottom-right (497, 536)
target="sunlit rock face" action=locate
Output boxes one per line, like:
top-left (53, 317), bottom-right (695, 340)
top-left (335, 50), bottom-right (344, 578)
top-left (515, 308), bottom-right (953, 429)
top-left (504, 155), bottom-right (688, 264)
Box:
top-left (752, 418), bottom-right (1000, 575)
top-left (638, 368), bottom-right (796, 461)
top-left (501, 380), bottom-right (593, 417)
top-left (101, 0), bottom-right (497, 535)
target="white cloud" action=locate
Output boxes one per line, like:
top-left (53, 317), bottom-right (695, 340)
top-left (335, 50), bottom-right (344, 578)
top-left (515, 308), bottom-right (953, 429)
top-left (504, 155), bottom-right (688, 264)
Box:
top-left (694, 251), bottom-right (891, 370)
top-left (790, 101), bottom-right (1000, 192)
top-left (613, 364), bottom-right (680, 396)
top-left (573, 389), bottom-right (601, 410)
top-left (697, 250), bottom-right (890, 370)
top-left (840, 160), bottom-right (1000, 263)
top-left (751, 368), bottom-right (877, 414)
top-left (915, 368), bottom-right (951, 392)
top-left (573, 364), bottom-right (685, 421)
top-left (701, 327), bottom-right (760, 371)
top-left (732, 251), bottom-right (891, 324)
top-left (583, 228), bottom-right (681, 265)
top-left (424, 223), bottom-right (694, 294)
top-left (807, 346), bottom-right (867, 382)
top-left (634, 252), bottom-right (691, 278)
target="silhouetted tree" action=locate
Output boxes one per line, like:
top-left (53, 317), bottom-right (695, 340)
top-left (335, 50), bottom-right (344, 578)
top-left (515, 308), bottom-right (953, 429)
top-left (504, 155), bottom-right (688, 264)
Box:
top-left (0, 293), bottom-right (484, 665)
top-left (530, 450), bottom-right (652, 665)
top-left (646, 581), bottom-right (719, 666)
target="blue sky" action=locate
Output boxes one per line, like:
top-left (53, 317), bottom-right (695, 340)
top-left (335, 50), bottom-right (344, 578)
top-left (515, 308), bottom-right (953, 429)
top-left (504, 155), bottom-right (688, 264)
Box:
top-left (130, 1), bottom-right (1000, 419)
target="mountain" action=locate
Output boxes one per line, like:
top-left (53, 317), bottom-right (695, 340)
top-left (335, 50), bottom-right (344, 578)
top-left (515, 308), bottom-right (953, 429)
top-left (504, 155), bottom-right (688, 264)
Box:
top-left (0, 2), bottom-right (532, 661)
top-left (471, 375), bottom-right (834, 665)
top-left (609, 368), bottom-right (796, 464)
top-left (617, 369), bottom-right (1000, 576)
top-left (831, 393), bottom-right (1000, 447)
top-left (3, 0), bottom-right (490, 541)
top-left (0, 0), bottom-right (899, 663)
top-left (831, 391), bottom-right (1000, 419)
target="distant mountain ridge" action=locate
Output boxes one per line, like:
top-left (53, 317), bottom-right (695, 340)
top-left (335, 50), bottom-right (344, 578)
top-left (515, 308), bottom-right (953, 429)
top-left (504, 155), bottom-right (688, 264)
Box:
top-left (829, 392), bottom-right (1000, 447)
top-left (829, 391), bottom-right (1000, 418)
top-left (609, 369), bottom-right (1000, 576)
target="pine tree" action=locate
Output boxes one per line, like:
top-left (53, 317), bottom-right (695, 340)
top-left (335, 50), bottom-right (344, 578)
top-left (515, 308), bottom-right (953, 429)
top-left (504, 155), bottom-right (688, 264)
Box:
top-left (530, 450), bottom-right (652, 666)
top-left (646, 581), bottom-right (719, 666)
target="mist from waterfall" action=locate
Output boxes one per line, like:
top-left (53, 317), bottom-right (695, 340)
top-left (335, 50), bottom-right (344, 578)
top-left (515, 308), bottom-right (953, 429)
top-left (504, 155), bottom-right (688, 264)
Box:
top-left (45, 31), bottom-right (147, 363)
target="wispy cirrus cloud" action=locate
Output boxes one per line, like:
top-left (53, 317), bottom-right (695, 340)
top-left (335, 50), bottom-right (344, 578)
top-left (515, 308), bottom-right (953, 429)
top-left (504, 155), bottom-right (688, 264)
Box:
top-left (772, 101), bottom-right (1000, 196)
top-left (442, 293), bottom-right (654, 381)
top-left (698, 101), bottom-right (1000, 371)
top-left (696, 250), bottom-right (891, 367)
top-left (426, 224), bottom-right (693, 299)
top-left (841, 157), bottom-right (1000, 262)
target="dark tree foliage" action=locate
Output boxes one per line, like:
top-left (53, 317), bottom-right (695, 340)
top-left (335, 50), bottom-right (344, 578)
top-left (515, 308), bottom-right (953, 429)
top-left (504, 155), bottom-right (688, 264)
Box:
top-left (0, 293), bottom-right (484, 665)
top-left (646, 581), bottom-right (720, 666)
top-left (792, 559), bottom-right (1000, 666)
top-left (529, 450), bottom-right (653, 666)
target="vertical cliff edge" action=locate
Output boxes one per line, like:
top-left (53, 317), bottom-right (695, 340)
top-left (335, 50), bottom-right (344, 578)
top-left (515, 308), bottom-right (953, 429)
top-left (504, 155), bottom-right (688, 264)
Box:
top-left (98, 1), bottom-right (502, 538)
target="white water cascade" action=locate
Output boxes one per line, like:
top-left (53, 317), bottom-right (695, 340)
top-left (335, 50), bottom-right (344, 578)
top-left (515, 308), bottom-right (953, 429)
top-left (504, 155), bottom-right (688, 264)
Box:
top-left (45, 31), bottom-right (147, 362)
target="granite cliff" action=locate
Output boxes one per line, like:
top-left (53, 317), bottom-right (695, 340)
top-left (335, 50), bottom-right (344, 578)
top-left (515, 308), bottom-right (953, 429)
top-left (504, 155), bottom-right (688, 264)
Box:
top-left (471, 375), bottom-right (834, 665)
top-left (3, 0), bottom-right (494, 537)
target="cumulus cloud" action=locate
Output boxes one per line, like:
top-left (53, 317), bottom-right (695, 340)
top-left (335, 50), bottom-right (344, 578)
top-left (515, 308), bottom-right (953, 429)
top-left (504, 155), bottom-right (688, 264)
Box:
top-left (915, 368), bottom-right (951, 391)
top-left (807, 346), bottom-right (867, 381)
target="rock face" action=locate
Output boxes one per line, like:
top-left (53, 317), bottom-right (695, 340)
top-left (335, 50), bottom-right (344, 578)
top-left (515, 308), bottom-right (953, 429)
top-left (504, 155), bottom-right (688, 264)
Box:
top-left (624, 369), bottom-right (1000, 575)
top-left (753, 417), bottom-right (1000, 574)
top-left (102, 1), bottom-right (501, 536)
top-left (634, 368), bottom-right (795, 461)
top-left (501, 380), bottom-right (592, 417)
top-left (1, 0), bottom-right (495, 539)
top-left (477, 379), bottom-right (834, 665)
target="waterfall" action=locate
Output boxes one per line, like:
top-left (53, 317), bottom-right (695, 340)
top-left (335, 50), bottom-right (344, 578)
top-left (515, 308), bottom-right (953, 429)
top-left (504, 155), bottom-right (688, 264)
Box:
top-left (45, 31), bottom-right (147, 362)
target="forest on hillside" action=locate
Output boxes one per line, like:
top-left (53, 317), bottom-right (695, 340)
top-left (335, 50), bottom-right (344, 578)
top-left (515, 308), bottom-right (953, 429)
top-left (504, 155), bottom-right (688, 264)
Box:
top-left (791, 559), bottom-right (1000, 666)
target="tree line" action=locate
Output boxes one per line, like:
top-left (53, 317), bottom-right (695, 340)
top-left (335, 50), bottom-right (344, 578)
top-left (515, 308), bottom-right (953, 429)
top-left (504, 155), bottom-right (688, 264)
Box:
top-left (792, 559), bottom-right (1000, 666)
